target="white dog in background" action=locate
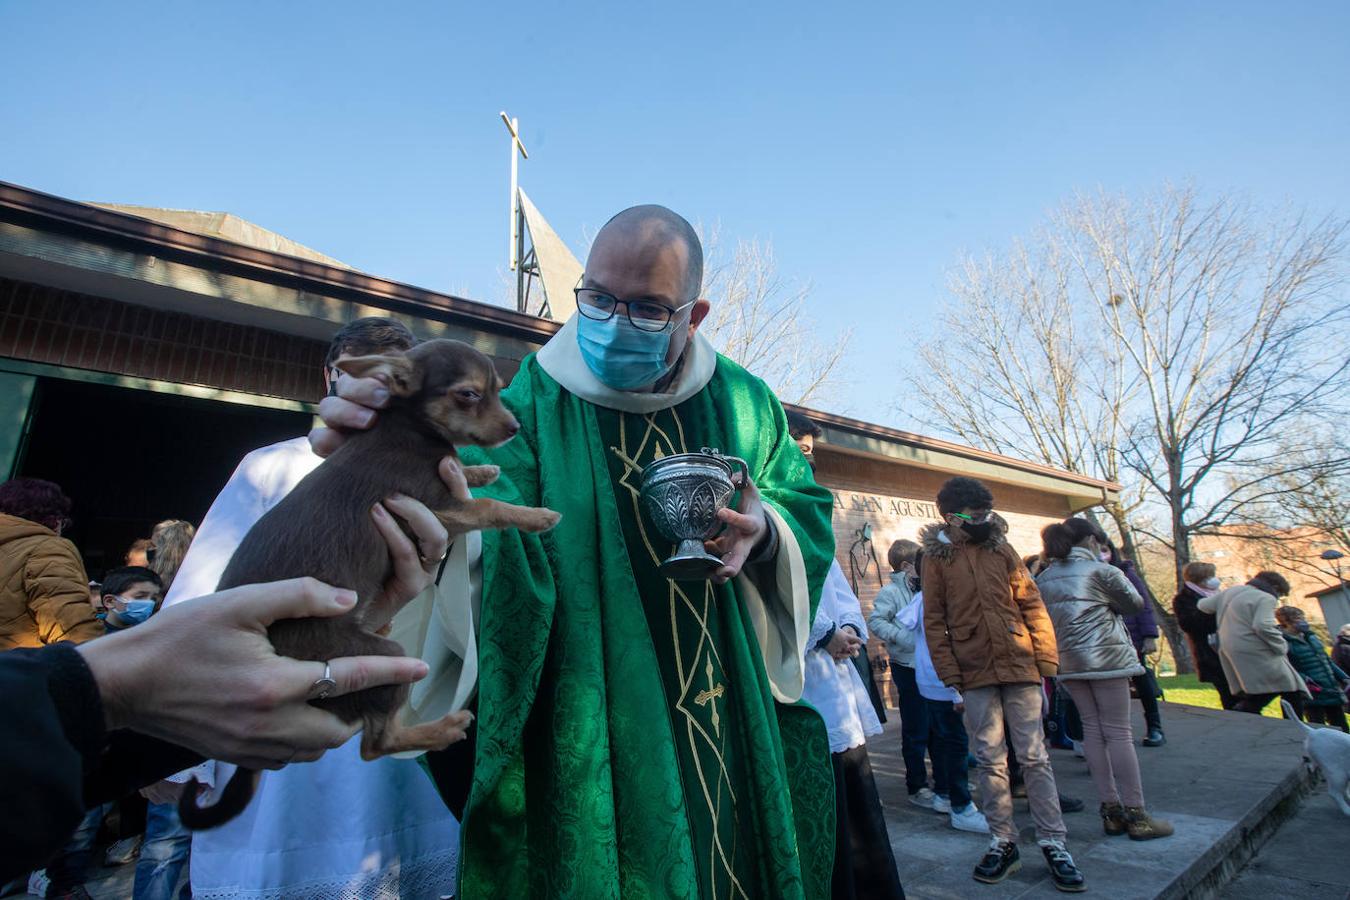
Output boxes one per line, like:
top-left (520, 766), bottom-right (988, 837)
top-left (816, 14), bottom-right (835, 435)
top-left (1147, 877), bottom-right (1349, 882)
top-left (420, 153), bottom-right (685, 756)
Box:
top-left (1282, 700), bottom-right (1350, 817)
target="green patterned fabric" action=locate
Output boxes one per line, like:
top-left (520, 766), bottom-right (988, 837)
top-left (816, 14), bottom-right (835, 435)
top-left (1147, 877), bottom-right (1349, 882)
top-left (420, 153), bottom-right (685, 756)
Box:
top-left (439, 352), bottom-right (836, 899)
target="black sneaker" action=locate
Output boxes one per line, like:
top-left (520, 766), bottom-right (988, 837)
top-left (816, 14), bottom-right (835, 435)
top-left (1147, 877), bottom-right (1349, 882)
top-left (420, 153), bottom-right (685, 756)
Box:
top-left (973, 839), bottom-right (1021, 884)
top-left (1039, 840), bottom-right (1086, 892)
top-left (1142, 727), bottom-right (1167, 747)
top-left (1058, 793), bottom-right (1085, 813)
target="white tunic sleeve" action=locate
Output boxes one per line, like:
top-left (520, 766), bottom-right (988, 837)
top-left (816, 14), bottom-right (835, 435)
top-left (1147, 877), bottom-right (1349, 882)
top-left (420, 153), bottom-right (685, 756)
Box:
top-left (164, 437), bottom-right (321, 606)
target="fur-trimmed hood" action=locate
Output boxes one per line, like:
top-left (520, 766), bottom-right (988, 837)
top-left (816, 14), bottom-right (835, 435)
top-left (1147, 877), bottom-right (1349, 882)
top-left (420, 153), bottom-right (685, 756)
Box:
top-left (918, 512), bottom-right (1011, 562)
top-left (916, 511), bottom-right (1058, 691)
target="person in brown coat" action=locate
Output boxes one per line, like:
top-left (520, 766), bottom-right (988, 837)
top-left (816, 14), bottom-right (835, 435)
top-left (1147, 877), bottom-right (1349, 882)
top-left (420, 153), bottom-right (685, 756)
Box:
top-left (0, 478), bottom-right (102, 650)
top-left (922, 476), bottom-right (1083, 893)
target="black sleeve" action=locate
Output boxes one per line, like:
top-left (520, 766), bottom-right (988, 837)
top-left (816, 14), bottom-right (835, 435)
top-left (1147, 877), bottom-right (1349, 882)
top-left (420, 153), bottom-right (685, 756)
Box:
top-left (0, 644), bottom-right (202, 882)
top-left (0, 644), bottom-right (102, 882)
top-left (1171, 590), bottom-right (1213, 637)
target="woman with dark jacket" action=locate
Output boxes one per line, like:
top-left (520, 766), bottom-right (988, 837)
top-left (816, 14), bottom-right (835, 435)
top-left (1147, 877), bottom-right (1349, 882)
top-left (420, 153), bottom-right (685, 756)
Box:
top-left (1104, 542), bottom-right (1165, 747)
top-left (1170, 562), bottom-right (1236, 709)
top-left (1276, 607), bottom-right (1349, 732)
top-left (1334, 625), bottom-right (1350, 680)
top-left (1036, 517), bottom-right (1174, 841)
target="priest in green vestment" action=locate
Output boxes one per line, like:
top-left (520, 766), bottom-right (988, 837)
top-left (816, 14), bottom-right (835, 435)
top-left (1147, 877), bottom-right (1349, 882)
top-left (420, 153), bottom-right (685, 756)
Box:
top-left (322, 206), bottom-right (837, 898)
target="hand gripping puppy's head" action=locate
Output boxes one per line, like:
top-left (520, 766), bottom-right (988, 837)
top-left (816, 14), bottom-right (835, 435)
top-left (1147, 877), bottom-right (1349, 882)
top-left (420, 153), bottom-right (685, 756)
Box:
top-left (336, 339), bottom-right (521, 448)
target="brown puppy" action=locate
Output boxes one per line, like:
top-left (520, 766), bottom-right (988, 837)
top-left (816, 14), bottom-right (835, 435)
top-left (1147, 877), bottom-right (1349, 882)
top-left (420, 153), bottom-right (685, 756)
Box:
top-left (179, 339), bottom-right (559, 828)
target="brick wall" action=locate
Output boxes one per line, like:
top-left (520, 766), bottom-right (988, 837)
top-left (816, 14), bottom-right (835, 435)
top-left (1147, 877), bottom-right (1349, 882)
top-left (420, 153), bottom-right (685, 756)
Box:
top-left (0, 276), bottom-right (526, 400)
top-left (0, 276), bottom-right (326, 401)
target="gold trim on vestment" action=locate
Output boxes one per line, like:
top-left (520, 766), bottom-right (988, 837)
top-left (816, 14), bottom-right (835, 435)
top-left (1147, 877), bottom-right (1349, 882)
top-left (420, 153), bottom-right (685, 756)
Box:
top-left (613, 412), bottom-right (749, 900)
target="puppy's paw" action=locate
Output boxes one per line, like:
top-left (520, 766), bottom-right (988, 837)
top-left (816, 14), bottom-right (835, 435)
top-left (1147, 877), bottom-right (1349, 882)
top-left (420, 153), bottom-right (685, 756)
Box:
top-left (519, 507), bottom-right (562, 533)
top-left (461, 464), bottom-right (501, 488)
top-left (428, 710), bottom-right (475, 749)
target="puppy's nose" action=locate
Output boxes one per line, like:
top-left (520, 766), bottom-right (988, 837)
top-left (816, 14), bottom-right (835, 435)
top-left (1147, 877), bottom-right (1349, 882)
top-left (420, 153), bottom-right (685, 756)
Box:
top-left (505, 419), bottom-right (520, 437)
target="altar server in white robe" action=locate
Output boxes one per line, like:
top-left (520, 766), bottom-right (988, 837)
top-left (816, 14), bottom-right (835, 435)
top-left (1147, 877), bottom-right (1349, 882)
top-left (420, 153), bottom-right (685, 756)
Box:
top-left (803, 560), bottom-right (905, 900)
top-left (164, 319), bottom-right (462, 900)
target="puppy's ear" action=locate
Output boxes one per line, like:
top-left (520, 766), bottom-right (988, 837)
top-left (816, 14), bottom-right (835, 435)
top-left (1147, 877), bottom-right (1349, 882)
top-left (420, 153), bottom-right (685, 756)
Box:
top-left (334, 354), bottom-right (421, 396)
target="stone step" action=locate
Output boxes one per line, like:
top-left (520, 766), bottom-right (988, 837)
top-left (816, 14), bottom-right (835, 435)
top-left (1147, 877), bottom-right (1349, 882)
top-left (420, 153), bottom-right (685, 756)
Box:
top-left (869, 700), bottom-right (1316, 899)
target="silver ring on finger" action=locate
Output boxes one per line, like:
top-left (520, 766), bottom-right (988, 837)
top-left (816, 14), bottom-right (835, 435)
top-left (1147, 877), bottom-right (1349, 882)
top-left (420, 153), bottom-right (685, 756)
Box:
top-left (309, 661), bottom-right (338, 701)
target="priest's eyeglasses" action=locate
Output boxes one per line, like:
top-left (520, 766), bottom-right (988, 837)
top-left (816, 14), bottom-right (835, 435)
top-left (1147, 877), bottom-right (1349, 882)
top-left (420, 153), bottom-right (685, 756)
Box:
top-left (574, 288), bottom-right (696, 333)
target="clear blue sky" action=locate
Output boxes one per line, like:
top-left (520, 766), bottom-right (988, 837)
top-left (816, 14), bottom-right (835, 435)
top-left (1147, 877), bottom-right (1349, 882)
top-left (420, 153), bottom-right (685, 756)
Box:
top-left (3, 2), bottom-right (1347, 427)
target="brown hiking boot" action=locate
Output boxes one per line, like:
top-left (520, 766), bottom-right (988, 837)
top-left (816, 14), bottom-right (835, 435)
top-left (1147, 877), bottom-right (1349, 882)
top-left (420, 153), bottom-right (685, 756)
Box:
top-left (1124, 806), bottom-right (1174, 840)
top-left (1100, 802), bottom-right (1127, 836)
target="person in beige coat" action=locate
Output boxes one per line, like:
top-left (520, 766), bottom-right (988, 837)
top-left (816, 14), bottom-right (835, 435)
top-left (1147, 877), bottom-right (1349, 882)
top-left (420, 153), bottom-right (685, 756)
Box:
top-left (1198, 571), bottom-right (1309, 716)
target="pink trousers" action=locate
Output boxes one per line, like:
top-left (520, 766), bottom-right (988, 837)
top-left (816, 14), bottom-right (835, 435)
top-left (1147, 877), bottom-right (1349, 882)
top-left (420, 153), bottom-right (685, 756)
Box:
top-left (1062, 677), bottom-right (1145, 808)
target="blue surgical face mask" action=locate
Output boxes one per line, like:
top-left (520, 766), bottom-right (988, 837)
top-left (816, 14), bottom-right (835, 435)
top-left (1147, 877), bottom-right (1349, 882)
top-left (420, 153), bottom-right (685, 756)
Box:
top-left (113, 598), bottom-right (156, 626)
top-left (576, 314), bottom-right (675, 391)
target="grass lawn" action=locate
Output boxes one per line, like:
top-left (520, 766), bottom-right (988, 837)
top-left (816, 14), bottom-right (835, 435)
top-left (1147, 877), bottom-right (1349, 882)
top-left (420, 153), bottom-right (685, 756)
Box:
top-left (1156, 673), bottom-right (1282, 717)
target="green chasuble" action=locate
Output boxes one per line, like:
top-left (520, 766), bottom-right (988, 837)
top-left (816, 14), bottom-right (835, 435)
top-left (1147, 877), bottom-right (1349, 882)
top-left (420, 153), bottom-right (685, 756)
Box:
top-left (444, 350), bottom-right (837, 899)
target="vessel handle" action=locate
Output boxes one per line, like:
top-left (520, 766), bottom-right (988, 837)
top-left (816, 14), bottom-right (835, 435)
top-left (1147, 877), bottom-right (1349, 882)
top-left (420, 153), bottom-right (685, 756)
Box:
top-left (725, 455), bottom-right (750, 489)
top-left (700, 447), bottom-right (751, 489)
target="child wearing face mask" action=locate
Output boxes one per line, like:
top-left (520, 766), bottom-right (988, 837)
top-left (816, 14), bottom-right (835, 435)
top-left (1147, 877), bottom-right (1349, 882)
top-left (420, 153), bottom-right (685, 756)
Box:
top-left (99, 565), bottom-right (203, 900)
top-left (920, 478), bottom-right (1084, 891)
top-left (1276, 606), bottom-right (1350, 732)
top-left (98, 566), bottom-right (164, 632)
top-left (1036, 518), bottom-right (1174, 843)
top-left (36, 566), bottom-right (167, 897)
top-left (1170, 562), bottom-right (1236, 709)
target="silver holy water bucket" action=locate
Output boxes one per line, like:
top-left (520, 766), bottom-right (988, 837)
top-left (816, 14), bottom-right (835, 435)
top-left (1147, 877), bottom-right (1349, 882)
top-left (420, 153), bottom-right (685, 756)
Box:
top-left (639, 448), bottom-right (750, 580)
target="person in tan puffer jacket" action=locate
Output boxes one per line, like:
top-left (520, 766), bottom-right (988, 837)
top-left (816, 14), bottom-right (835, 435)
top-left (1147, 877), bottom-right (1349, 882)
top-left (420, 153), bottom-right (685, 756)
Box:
top-left (920, 477), bottom-right (1085, 893)
top-left (0, 478), bottom-right (102, 649)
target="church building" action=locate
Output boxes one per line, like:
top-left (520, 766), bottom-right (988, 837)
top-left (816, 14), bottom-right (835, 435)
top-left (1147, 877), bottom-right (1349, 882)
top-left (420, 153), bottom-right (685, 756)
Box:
top-left (0, 179), bottom-right (1119, 697)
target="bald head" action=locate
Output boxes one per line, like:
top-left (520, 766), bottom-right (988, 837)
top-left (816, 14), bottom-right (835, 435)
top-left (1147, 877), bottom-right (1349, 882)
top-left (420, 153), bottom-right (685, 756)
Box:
top-left (591, 205), bottom-right (703, 299)
top-left (579, 204), bottom-right (712, 390)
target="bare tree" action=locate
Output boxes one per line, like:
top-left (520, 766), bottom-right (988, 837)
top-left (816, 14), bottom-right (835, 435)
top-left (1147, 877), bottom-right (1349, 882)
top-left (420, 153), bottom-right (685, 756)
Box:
top-left (1224, 436), bottom-right (1350, 581)
top-left (699, 232), bottom-right (853, 407)
top-left (1066, 189), bottom-right (1350, 583)
top-left (908, 225), bottom-right (1189, 665)
top-left (910, 186), bottom-right (1350, 670)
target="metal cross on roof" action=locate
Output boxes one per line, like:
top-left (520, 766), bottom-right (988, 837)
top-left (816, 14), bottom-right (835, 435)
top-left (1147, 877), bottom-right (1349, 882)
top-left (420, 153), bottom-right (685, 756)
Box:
top-left (499, 111), bottom-right (529, 273)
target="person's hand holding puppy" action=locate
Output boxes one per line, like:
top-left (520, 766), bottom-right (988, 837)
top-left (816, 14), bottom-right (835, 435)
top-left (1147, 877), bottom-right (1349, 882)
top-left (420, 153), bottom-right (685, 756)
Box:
top-left (312, 371), bottom-right (481, 626)
top-left (364, 457), bottom-right (472, 632)
top-left (310, 372), bottom-right (392, 457)
top-left (78, 578), bottom-right (434, 771)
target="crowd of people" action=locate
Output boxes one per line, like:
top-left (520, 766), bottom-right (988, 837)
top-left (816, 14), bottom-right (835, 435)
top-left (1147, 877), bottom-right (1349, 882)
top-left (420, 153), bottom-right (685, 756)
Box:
top-left (1, 203), bottom-right (1347, 899)
top-left (0, 477), bottom-right (203, 898)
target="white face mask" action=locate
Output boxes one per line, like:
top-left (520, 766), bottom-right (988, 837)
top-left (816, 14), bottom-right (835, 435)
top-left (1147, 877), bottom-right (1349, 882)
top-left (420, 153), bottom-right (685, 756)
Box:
top-left (1203, 577), bottom-right (1221, 590)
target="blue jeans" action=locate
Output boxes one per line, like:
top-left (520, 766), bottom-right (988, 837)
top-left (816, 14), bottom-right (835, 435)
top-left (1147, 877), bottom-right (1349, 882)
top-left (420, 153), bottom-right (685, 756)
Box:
top-left (46, 803), bottom-right (108, 891)
top-left (926, 699), bottom-right (973, 812)
top-left (132, 802), bottom-right (191, 900)
top-left (890, 662), bottom-right (932, 795)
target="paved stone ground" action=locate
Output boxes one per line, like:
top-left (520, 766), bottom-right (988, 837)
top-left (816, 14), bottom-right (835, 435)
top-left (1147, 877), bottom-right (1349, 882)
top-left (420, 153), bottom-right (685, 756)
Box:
top-left (10, 701), bottom-right (1335, 899)
top-left (869, 700), bottom-right (1315, 899)
top-left (1223, 787), bottom-right (1350, 900)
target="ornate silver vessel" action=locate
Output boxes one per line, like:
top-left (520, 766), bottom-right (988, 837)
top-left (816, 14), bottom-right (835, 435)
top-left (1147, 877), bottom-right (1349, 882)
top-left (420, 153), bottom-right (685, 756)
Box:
top-left (639, 448), bottom-right (749, 580)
